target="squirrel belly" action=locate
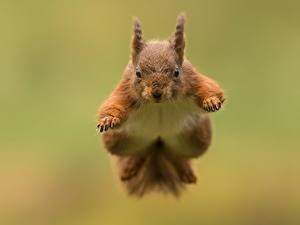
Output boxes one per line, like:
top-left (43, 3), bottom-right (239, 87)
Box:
top-left (107, 97), bottom-right (211, 158)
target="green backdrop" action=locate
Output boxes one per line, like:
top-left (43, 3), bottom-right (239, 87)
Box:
top-left (0, 0), bottom-right (299, 224)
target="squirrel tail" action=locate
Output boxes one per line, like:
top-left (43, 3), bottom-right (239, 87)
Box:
top-left (118, 138), bottom-right (197, 197)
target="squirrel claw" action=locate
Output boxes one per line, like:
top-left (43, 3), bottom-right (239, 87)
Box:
top-left (97, 116), bottom-right (121, 133)
top-left (203, 96), bottom-right (224, 112)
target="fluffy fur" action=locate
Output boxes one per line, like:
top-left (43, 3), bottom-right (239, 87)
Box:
top-left (97, 14), bottom-right (225, 197)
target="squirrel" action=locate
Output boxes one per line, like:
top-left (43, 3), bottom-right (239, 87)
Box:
top-left (96, 14), bottom-right (225, 197)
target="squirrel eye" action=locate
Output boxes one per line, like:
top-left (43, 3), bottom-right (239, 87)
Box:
top-left (174, 67), bottom-right (180, 77)
top-left (135, 68), bottom-right (142, 78)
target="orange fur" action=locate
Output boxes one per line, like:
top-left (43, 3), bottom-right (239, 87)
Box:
top-left (97, 14), bottom-right (225, 197)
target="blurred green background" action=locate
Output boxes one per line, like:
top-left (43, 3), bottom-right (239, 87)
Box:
top-left (1, 0), bottom-right (300, 225)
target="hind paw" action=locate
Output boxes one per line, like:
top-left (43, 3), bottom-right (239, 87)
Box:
top-left (120, 168), bottom-right (139, 181)
top-left (179, 170), bottom-right (197, 184)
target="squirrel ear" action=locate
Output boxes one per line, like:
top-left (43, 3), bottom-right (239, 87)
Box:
top-left (131, 17), bottom-right (145, 64)
top-left (170, 13), bottom-right (186, 65)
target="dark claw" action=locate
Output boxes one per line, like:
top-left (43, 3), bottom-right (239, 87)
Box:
top-left (100, 126), bottom-right (104, 132)
top-left (104, 124), bottom-right (109, 131)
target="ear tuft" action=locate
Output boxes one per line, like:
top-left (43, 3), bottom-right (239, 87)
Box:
top-left (132, 17), bottom-right (144, 64)
top-left (172, 13), bottom-right (186, 65)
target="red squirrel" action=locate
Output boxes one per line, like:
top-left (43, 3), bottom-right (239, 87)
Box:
top-left (97, 14), bottom-right (225, 197)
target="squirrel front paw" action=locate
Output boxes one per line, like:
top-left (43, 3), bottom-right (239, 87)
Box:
top-left (203, 96), bottom-right (225, 112)
top-left (97, 116), bottom-right (121, 133)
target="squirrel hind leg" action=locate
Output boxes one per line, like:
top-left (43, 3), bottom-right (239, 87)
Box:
top-left (174, 160), bottom-right (197, 184)
top-left (118, 138), bottom-right (198, 197)
top-left (118, 156), bottom-right (145, 181)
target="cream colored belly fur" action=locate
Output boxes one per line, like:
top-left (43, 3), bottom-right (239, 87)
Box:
top-left (119, 98), bottom-right (204, 155)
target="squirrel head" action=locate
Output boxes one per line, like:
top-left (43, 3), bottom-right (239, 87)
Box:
top-left (130, 14), bottom-right (186, 103)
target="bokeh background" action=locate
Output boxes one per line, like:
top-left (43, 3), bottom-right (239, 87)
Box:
top-left (1, 0), bottom-right (300, 225)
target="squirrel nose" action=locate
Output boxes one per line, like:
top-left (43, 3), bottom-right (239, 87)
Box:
top-left (152, 91), bottom-right (162, 100)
